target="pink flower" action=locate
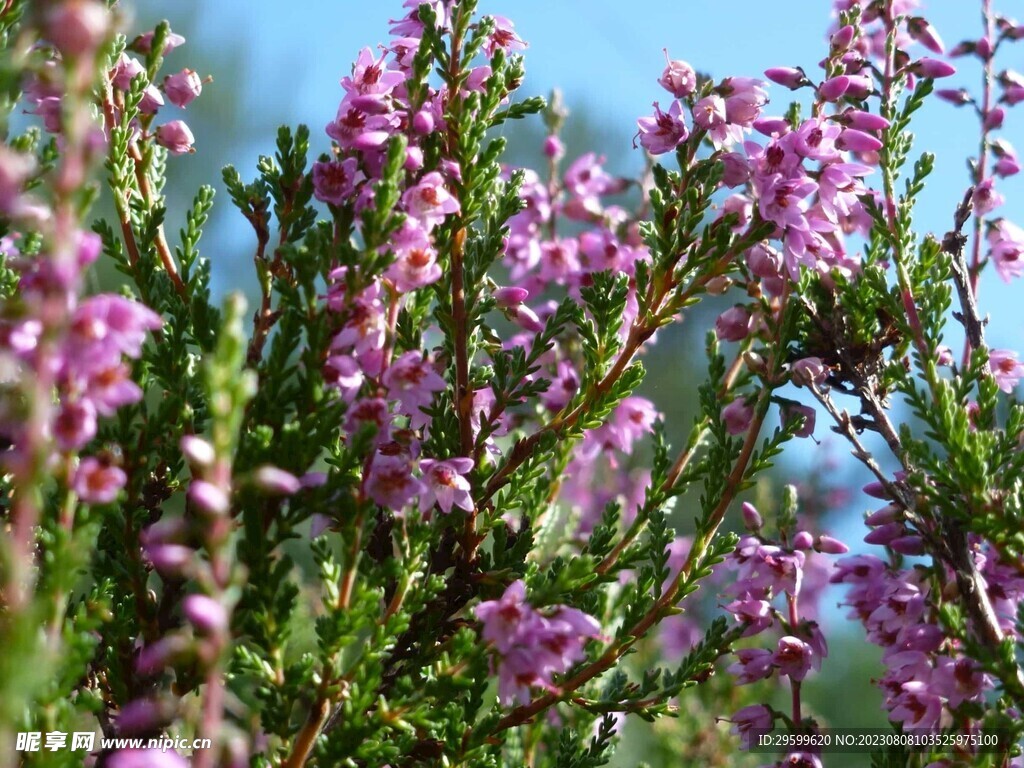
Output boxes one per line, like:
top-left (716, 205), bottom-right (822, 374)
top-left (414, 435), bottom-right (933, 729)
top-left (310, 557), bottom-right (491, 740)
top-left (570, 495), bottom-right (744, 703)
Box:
top-left (131, 30), bottom-right (186, 55)
top-left (972, 179), bottom-right (1004, 215)
top-left (889, 681), bottom-right (946, 729)
top-left (111, 53), bottom-right (145, 90)
top-left (419, 457), bottom-right (474, 514)
top-left (730, 703), bottom-right (773, 736)
top-left (312, 157), bottom-right (363, 206)
top-left (987, 219), bottom-right (1024, 282)
top-left (635, 101), bottom-right (688, 155)
top-left (715, 306), bottom-right (751, 342)
top-left (326, 101), bottom-right (400, 151)
top-left (989, 349), bottom-right (1024, 392)
top-left (366, 452), bottom-right (424, 512)
top-left (72, 456), bottom-right (126, 503)
top-left (728, 647), bottom-right (775, 683)
top-left (475, 580), bottom-right (532, 654)
top-left (720, 77), bottom-right (768, 127)
top-left (484, 15), bottom-right (527, 58)
top-left (154, 120), bottom-right (195, 155)
top-left (385, 222), bottom-right (442, 292)
top-left (722, 398), bottom-right (754, 435)
top-left (341, 47), bottom-right (404, 96)
top-left (402, 171), bottom-right (460, 230)
top-left (163, 68), bottom-right (202, 108)
top-left (55, 399), bottom-right (97, 450)
top-left (382, 351), bottom-right (445, 427)
top-left (791, 357), bottom-right (826, 386)
top-left (658, 50), bottom-right (697, 98)
top-left (773, 635), bottom-right (814, 681)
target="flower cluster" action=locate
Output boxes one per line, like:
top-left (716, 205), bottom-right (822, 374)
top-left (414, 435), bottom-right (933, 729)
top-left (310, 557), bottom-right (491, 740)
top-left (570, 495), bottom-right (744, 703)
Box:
top-left (474, 580), bottom-right (602, 705)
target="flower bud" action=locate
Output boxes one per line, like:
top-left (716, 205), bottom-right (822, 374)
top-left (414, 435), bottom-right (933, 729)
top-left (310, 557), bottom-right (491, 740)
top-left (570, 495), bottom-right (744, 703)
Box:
top-left (543, 134), bottom-right (565, 160)
top-left (188, 479), bottom-right (230, 515)
top-left (830, 24), bottom-right (856, 51)
top-left (865, 504), bottom-right (900, 525)
top-left (705, 275), bottom-right (733, 295)
top-left (836, 128), bottom-right (883, 153)
top-left (145, 543), bottom-right (194, 575)
top-left (910, 58), bottom-right (957, 79)
top-left (864, 521), bottom-right (904, 545)
top-left (984, 107), bottom-right (1006, 131)
top-left (412, 109), bottom-right (435, 135)
top-left (935, 88), bottom-right (972, 106)
top-left (818, 75), bottom-right (850, 102)
top-left (494, 286), bottom-right (529, 307)
top-left (181, 435), bottom-right (215, 467)
top-left (253, 465), bottom-right (301, 495)
top-left (182, 594), bottom-right (228, 635)
top-left (890, 535), bottom-right (926, 556)
top-left (741, 501), bottom-right (763, 531)
top-left (764, 67), bottom-right (806, 90)
top-left (907, 17), bottom-right (945, 55)
top-left (792, 530), bottom-right (814, 550)
top-left (814, 535), bottom-right (849, 554)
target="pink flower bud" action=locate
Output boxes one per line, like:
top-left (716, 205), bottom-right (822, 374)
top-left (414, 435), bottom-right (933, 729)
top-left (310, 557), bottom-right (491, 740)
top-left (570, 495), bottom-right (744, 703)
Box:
top-left (781, 402), bottom-right (815, 438)
top-left (818, 75), bottom-right (850, 102)
top-left (155, 120), bottom-right (195, 155)
top-left (182, 594), bottom-right (228, 635)
top-left (163, 69), bottom-right (202, 108)
top-left (412, 110), bottom-right (435, 135)
top-left (793, 530), bottom-right (814, 550)
top-left (861, 481), bottom-right (887, 499)
top-left (136, 636), bottom-right (189, 676)
top-left (935, 88), bottom-right (972, 105)
top-left (47, 0), bottom-right (108, 58)
top-left (949, 41), bottom-right (975, 58)
top-left (910, 58), bottom-right (957, 79)
top-left (145, 544), bottom-right (194, 574)
top-left (843, 75), bottom-right (873, 100)
top-left (907, 17), bottom-right (945, 55)
top-left (814, 535), bottom-right (849, 554)
top-left (984, 107), bottom-right (1006, 131)
top-left (865, 504), bottom-right (900, 526)
top-left (864, 522), bottom-right (905, 546)
top-left (658, 51), bottom-right (697, 98)
top-left (715, 306), bottom-right (751, 342)
top-left (995, 155), bottom-right (1020, 177)
top-left (976, 36), bottom-right (993, 60)
top-left (404, 146), bottom-right (424, 171)
top-left (764, 67), bottom-right (806, 90)
top-left (890, 535), bottom-right (926, 556)
top-left (831, 25), bottom-right (855, 51)
top-left (753, 116), bottom-right (791, 136)
top-left (181, 435), bottom-right (215, 467)
top-left (741, 501), bottom-right (763, 531)
top-left (494, 286), bottom-right (529, 307)
top-left (253, 465), bottom-right (301, 495)
top-left (836, 128), bottom-right (883, 153)
top-left (543, 135), bottom-right (564, 159)
top-left (835, 110), bottom-right (890, 132)
top-left (188, 479), bottom-right (230, 515)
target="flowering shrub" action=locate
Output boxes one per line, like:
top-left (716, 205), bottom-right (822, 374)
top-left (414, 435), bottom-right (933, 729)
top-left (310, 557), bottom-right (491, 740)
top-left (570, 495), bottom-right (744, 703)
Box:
top-left (2, 0), bottom-right (1024, 767)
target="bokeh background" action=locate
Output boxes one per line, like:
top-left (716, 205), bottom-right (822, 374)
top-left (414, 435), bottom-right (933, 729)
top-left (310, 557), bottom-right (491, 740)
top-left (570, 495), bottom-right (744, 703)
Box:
top-left (124, 2), bottom-right (1023, 764)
